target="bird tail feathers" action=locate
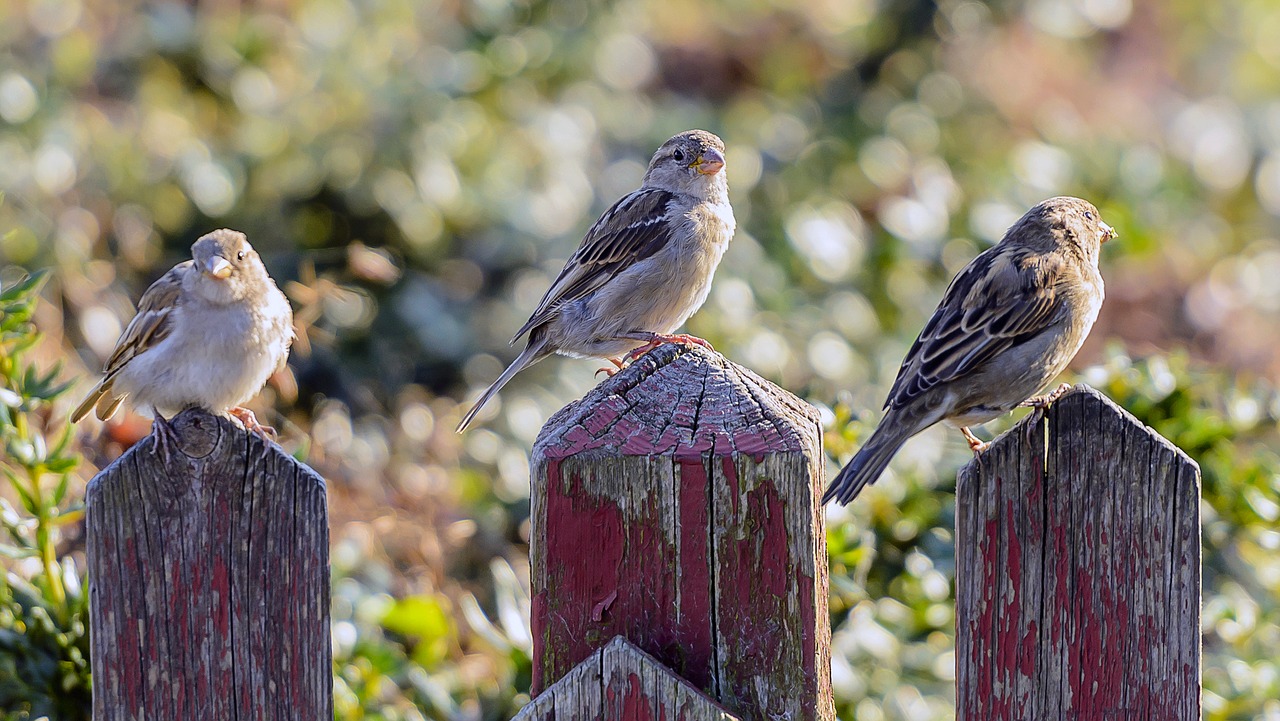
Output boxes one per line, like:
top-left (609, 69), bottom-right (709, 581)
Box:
top-left (71, 378), bottom-right (124, 424)
top-left (823, 423), bottom-right (911, 506)
top-left (456, 339), bottom-right (547, 433)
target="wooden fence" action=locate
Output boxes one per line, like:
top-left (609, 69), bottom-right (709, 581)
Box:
top-left (956, 384), bottom-right (1200, 720)
top-left (519, 343), bottom-right (833, 720)
top-left (85, 408), bottom-right (331, 720)
top-left (516, 348), bottom-right (1201, 720)
top-left (80, 348), bottom-right (1200, 720)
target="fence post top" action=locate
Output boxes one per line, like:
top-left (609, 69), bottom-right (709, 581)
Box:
top-left (961, 383), bottom-right (1199, 474)
top-left (532, 344), bottom-right (822, 463)
top-left (514, 636), bottom-right (745, 721)
top-left (86, 407), bottom-right (321, 499)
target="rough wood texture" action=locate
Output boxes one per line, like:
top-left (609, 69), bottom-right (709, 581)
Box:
top-left (514, 636), bottom-right (743, 721)
top-left (86, 408), bottom-right (332, 720)
top-left (530, 343), bottom-right (833, 721)
top-left (956, 384), bottom-right (1200, 720)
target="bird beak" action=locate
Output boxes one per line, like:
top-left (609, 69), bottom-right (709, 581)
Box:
top-left (1100, 222), bottom-right (1117, 243)
top-left (205, 256), bottom-right (233, 279)
top-left (692, 148), bottom-right (725, 176)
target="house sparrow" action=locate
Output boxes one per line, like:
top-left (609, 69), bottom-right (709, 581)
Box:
top-left (73, 229), bottom-right (294, 459)
top-left (824, 196), bottom-right (1115, 505)
top-left (456, 129), bottom-right (735, 432)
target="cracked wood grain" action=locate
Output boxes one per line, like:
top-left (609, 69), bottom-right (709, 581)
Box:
top-left (86, 408), bottom-right (332, 720)
top-left (528, 344), bottom-right (833, 721)
top-left (956, 384), bottom-right (1200, 721)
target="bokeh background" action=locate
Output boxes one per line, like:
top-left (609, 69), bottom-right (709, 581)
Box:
top-left (2, 0), bottom-right (1280, 718)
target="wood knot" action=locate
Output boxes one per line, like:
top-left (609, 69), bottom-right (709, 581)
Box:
top-left (169, 407), bottom-right (223, 459)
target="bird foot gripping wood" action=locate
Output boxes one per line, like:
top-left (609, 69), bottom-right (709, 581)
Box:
top-left (1019, 382), bottom-right (1074, 411)
top-left (228, 407), bottom-right (278, 443)
top-left (151, 411), bottom-right (180, 465)
top-left (594, 357), bottom-right (626, 378)
top-left (960, 426), bottom-right (989, 454)
top-left (621, 333), bottom-right (715, 364)
top-left (1019, 383), bottom-right (1073, 445)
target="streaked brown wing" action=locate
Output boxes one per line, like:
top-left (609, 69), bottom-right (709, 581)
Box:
top-left (102, 261), bottom-right (189, 377)
top-left (512, 188), bottom-right (675, 341)
top-left (884, 247), bottom-right (1066, 410)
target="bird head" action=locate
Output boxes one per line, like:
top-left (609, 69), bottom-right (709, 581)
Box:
top-left (642, 129), bottom-right (729, 200)
top-left (1020, 196), bottom-right (1117, 258)
top-left (189, 229), bottom-right (263, 303)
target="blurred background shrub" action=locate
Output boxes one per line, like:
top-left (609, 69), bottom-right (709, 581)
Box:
top-left (0, 271), bottom-right (90, 720)
top-left (2, 0), bottom-right (1279, 718)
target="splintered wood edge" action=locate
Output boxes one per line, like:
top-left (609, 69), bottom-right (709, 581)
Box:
top-left (512, 637), bottom-right (743, 721)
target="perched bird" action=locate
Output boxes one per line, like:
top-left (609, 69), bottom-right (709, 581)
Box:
top-left (457, 129), bottom-right (735, 432)
top-left (73, 229), bottom-right (294, 459)
top-left (824, 196), bottom-right (1115, 505)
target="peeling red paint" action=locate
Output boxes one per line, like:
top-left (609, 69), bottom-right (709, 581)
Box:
top-left (534, 456), bottom-right (719, 693)
top-left (529, 345), bottom-right (830, 719)
top-left (956, 389), bottom-right (1199, 721)
top-left (86, 411), bottom-right (331, 720)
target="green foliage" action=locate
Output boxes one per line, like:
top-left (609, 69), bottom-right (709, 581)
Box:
top-left (0, 272), bottom-right (90, 720)
top-left (331, 554), bottom-right (532, 719)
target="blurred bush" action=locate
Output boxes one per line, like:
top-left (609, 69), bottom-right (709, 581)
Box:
top-left (2, 0), bottom-right (1280, 718)
top-left (0, 270), bottom-right (90, 720)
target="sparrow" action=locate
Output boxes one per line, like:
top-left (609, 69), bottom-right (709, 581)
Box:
top-left (456, 129), bottom-right (735, 432)
top-left (824, 196), bottom-right (1115, 505)
top-left (73, 229), bottom-right (294, 460)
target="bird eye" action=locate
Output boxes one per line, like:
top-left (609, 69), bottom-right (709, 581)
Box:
top-left (673, 149), bottom-right (686, 163)
top-left (1084, 211), bottom-right (1094, 220)
top-left (236, 250), bottom-right (245, 261)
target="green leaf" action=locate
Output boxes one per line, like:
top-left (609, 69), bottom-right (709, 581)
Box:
top-left (380, 594), bottom-right (455, 668)
top-left (7, 474), bottom-right (37, 516)
top-left (0, 543), bottom-right (38, 560)
top-left (0, 271), bottom-right (47, 303)
top-left (50, 474), bottom-right (70, 506)
top-left (50, 508), bottom-right (83, 527)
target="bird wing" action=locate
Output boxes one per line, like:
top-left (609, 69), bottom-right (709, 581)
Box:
top-left (72, 261), bottom-right (189, 422)
top-left (102, 262), bottom-right (189, 377)
top-left (884, 246), bottom-right (1068, 410)
top-left (511, 188), bottom-right (676, 342)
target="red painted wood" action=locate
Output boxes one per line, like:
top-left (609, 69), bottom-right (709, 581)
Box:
top-left (956, 385), bottom-right (1200, 720)
top-left (530, 344), bottom-right (832, 721)
top-left (86, 408), bottom-right (332, 720)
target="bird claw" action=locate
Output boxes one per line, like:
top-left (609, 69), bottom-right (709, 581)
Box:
top-left (960, 427), bottom-right (989, 454)
top-left (668, 334), bottom-right (714, 351)
top-left (1017, 383), bottom-right (1070, 453)
top-left (595, 357), bottom-right (626, 378)
top-left (623, 333), bottom-right (715, 363)
top-left (1023, 408), bottom-right (1045, 451)
top-left (228, 407), bottom-right (277, 442)
top-left (1019, 383), bottom-right (1073, 410)
top-left (151, 412), bottom-right (180, 465)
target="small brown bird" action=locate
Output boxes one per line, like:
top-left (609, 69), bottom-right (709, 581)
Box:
top-left (457, 129), bottom-right (735, 432)
top-left (73, 229), bottom-right (293, 459)
top-left (824, 196), bottom-right (1115, 505)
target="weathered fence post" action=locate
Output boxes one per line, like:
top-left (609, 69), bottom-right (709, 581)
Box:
top-left (519, 343), bottom-right (833, 721)
top-left (86, 407), bottom-right (332, 719)
top-left (956, 384), bottom-right (1201, 720)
